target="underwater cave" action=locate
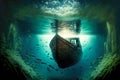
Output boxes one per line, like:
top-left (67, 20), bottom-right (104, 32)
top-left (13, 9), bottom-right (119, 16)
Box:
top-left (0, 0), bottom-right (120, 80)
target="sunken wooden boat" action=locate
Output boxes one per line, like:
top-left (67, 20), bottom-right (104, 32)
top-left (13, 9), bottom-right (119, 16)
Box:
top-left (50, 34), bottom-right (82, 68)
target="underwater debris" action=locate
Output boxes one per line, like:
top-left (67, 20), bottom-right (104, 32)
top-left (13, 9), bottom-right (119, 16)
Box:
top-left (47, 67), bottom-right (51, 72)
top-left (34, 58), bottom-right (42, 64)
top-left (41, 62), bottom-right (47, 65)
top-left (24, 55), bottom-right (30, 59)
top-left (48, 65), bottom-right (54, 69)
top-left (47, 64), bottom-right (59, 71)
top-left (36, 58), bottom-right (42, 61)
top-left (26, 53), bottom-right (36, 57)
top-left (47, 53), bottom-right (50, 56)
top-left (55, 68), bottom-right (59, 71)
top-left (50, 57), bottom-right (53, 60)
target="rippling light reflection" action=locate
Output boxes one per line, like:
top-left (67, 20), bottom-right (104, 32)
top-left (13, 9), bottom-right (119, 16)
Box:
top-left (37, 0), bottom-right (82, 17)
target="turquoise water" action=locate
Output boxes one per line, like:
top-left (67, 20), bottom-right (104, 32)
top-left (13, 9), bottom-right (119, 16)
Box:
top-left (18, 17), bottom-right (107, 80)
top-left (0, 0), bottom-right (119, 80)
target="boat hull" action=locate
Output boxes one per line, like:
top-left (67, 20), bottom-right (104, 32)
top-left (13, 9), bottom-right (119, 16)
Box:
top-left (50, 34), bottom-right (82, 68)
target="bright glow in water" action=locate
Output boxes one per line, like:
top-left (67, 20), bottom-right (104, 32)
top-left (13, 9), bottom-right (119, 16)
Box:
top-left (37, 34), bottom-right (91, 50)
top-left (36, 0), bottom-right (82, 17)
